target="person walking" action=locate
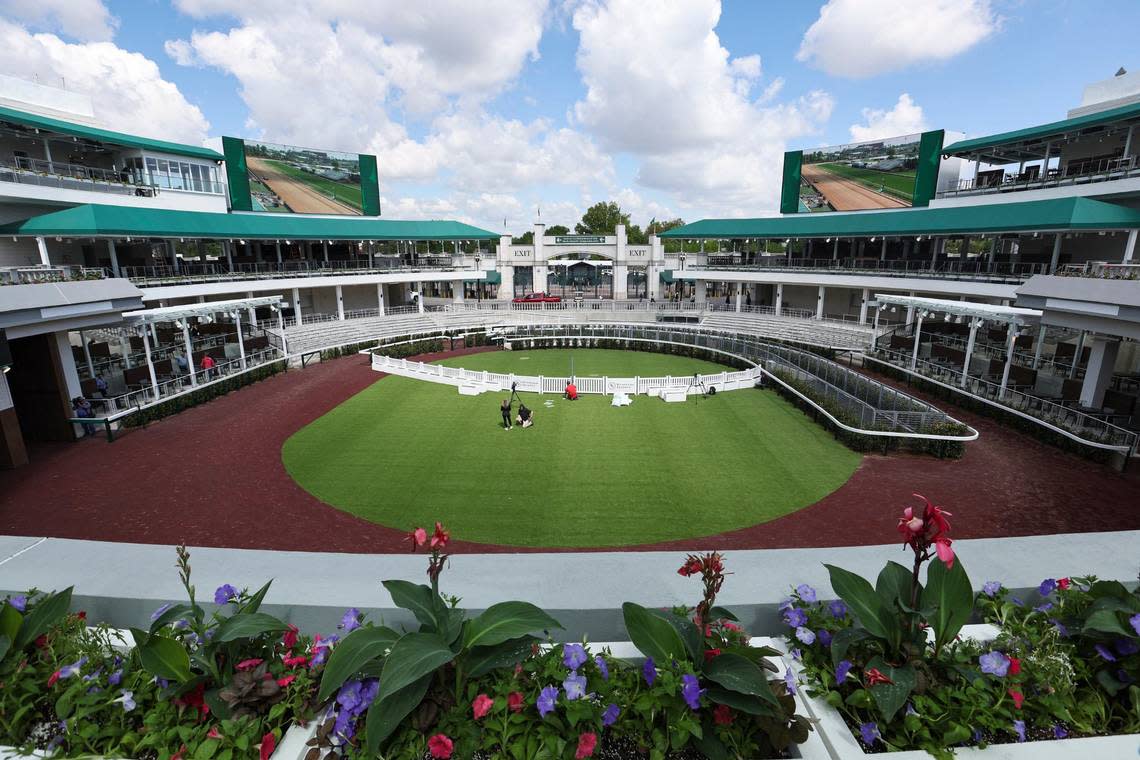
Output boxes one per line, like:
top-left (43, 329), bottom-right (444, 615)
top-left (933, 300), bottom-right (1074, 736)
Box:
top-left (500, 398), bottom-right (512, 430)
top-left (72, 397), bottom-right (96, 438)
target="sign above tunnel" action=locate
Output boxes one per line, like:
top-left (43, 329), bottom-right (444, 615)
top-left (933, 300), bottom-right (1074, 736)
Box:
top-left (554, 235), bottom-right (606, 244)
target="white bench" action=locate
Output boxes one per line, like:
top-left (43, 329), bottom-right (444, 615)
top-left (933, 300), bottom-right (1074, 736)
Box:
top-left (661, 390), bottom-right (687, 403)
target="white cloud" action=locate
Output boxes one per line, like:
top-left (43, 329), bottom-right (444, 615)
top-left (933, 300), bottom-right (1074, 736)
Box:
top-left (0, 20), bottom-right (211, 144)
top-left (849, 93), bottom-right (929, 142)
top-left (797, 0), bottom-right (998, 78)
top-left (0, 0), bottom-right (116, 42)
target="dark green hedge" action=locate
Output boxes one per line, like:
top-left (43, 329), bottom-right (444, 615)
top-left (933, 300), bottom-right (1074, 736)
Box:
top-left (125, 361), bottom-right (286, 427)
top-left (515, 336), bottom-right (754, 371)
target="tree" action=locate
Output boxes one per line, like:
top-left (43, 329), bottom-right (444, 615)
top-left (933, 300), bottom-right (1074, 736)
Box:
top-left (646, 218), bottom-right (685, 236)
top-left (512, 231), bottom-right (534, 245)
top-left (626, 224), bottom-right (647, 245)
top-left (546, 224), bottom-right (570, 236)
top-left (575, 201), bottom-right (630, 235)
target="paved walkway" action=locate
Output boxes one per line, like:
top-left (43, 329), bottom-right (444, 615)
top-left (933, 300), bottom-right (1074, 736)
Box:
top-left (1, 350), bottom-right (1136, 553)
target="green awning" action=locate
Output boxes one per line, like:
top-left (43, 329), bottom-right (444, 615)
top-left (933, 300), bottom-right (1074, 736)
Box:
top-left (466, 271), bottom-right (501, 284)
top-left (0, 204), bottom-right (502, 241)
top-left (659, 269), bottom-right (675, 283)
top-left (658, 198), bottom-right (1140, 240)
top-left (943, 101), bottom-right (1140, 162)
top-left (0, 105), bottom-right (223, 161)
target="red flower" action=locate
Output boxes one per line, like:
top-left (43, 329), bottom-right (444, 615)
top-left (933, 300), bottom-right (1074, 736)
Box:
top-left (1008, 689), bottom-right (1024, 709)
top-left (1008, 656), bottom-right (1021, 676)
top-left (171, 745), bottom-right (187, 760)
top-left (76, 611), bottom-right (87, 621)
top-left (507, 692), bottom-right (524, 713)
top-left (866, 668), bottom-right (894, 687)
top-left (408, 527), bottom-right (427, 549)
top-left (704, 648), bottom-right (722, 662)
top-left (46, 670), bottom-right (61, 687)
top-left (575, 732), bottom-right (598, 759)
top-left (430, 522), bottom-right (450, 549)
top-left (206, 727), bottom-right (222, 740)
top-left (277, 675), bottom-right (296, 688)
top-left (713, 704), bottom-right (734, 726)
top-left (282, 625), bottom-right (298, 650)
top-left (34, 635), bottom-right (48, 649)
top-left (236, 658), bottom-right (264, 671)
top-left (283, 655), bottom-right (308, 668)
top-left (259, 732), bottom-right (276, 760)
top-left (174, 682), bottom-right (208, 718)
top-left (722, 621), bottom-right (743, 633)
top-left (472, 693), bottom-right (494, 719)
top-left (1057, 577), bottom-right (1071, 590)
top-left (427, 734), bottom-right (454, 759)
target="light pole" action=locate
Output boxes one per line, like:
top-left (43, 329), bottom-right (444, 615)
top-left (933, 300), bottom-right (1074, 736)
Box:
top-left (474, 254), bottom-right (482, 303)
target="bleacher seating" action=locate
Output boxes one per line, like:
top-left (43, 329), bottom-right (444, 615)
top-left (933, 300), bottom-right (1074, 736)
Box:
top-left (698, 313), bottom-right (873, 349)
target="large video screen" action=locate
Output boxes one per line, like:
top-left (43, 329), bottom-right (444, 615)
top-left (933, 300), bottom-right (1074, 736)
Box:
top-left (222, 137), bottom-right (381, 216)
top-left (799, 133), bottom-right (923, 212)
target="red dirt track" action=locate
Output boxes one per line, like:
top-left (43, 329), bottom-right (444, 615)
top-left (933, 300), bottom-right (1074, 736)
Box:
top-left (1, 350), bottom-right (1137, 554)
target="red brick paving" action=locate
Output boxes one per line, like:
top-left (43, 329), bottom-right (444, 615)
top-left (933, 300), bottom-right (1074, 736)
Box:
top-left (1, 350), bottom-right (1136, 554)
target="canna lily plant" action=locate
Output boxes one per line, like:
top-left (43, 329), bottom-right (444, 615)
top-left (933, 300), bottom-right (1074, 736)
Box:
top-left (316, 522), bottom-right (564, 756)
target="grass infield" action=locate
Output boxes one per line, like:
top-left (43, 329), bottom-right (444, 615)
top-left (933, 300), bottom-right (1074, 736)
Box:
top-left (816, 162), bottom-right (916, 201)
top-left (282, 349), bottom-right (861, 547)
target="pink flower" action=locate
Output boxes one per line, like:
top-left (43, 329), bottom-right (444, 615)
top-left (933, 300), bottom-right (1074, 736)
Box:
top-left (283, 655), bottom-right (308, 668)
top-left (171, 745), bottom-right (187, 760)
top-left (934, 536), bottom-right (955, 569)
top-left (430, 522), bottom-right (450, 549)
top-left (277, 675), bottom-right (296, 688)
top-left (1008, 689), bottom-right (1024, 709)
top-left (1008, 656), bottom-right (1021, 676)
top-left (1057, 577), bottom-right (1071, 590)
top-left (507, 692), bottom-right (524, 713)
top-left (866, 668), bottom-right (893, 687)
top-left (259, 732), bottom-right (276, 760)
top-left (282, 625), bottom-right (298, 650)
top-left (47, 670), bottom-right (61, 687)
top-left (472, 693), bottom-right (494, 719)
top-left (236, 658), bottom-right (264, 671)
top-left (427, 734), bottom-right (453, 759)
top-left (575, 732), bottom-right (598, 759)
top-left (206, 727), bottom-right (222, 740)
top-left (408, 527), bottom-right (427, 549)
top-left (704, 648), bottom-right (722, 662)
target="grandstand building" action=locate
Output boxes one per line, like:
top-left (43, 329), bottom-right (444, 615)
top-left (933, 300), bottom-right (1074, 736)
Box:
top-left (0, 71), bottom-right (1138, 469)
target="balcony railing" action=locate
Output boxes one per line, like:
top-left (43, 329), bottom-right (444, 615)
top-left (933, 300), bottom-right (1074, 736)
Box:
top-left (0, 155), bottom-right (224, 196)
top-left (938, 155), bottom-right (1140, 198)
top-left (123, 260), bottom-right (470, 286)
top-left (1056, 261), bottom-right (1140, 280)
top-left (0, 264), bottom-right (107, 285)
top-left (677, 258), bottom-right (1047, 283)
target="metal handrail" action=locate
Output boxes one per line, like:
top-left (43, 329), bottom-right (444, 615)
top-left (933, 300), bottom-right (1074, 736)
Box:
top-left (939, 155), bottom-right (1140, 198)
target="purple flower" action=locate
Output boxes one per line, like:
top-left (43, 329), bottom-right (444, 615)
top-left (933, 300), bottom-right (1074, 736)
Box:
top-left (835, 659), bottom-right (853, 684)
top-left (642, 657), bottom-right (656, 686)
top-left (59, 657), bottom-right (87, 679)
top-left (1009, 596), bottom-right (1024, 607)
top-left (1052, 724), bottom-right (1068, 739)
top-left (339, 608), bottom-right (361, 632)
top-left (778, 597), bottom-right (794, 613)
top-left (982, 581), bottom-right (1002, 597)
top-left (1050, 618), bottom-right (1069, 637)
top-left (213, 584), bottom-right (238, 605)
top-left (154, 677), bottom-right (170, 689)
top-left (602, 703), bottom-right (620, 727)
top-left (795, 584), bottom-right (817, 603)
top-left (791, 648), bottom-right (802, 662)
top-left (108, 669), bottom-right (122, 686)
top-left (563, 672), bottom-right (587, 701)
top-left (783, 667), bottom-right (796, 695)
top-left (979, 651), bottom-right (1010, 677)
top-left (150, 603), bottom-right (173, 621)
top-left (1094, 644), bottom-right (1117, 662)
top-left (859, 722), bottom-right (880, 746)
top-left (1130, 613), bottom-right (1140, 636)
top-left (905, 703), bottom-right (918, 717)
top-left (114, 690), bottom-right (136, 712)
top-left (310, 634), bottom-right (339, 668)
top-left (1034, 602), bottom-right (1054, 613)
top-left (1038, 578), bottom-right (1057, 596)
top-left (8, 595), bottom-right (27, 612)
top-left (537, 686), bottom-right (558, 718)
top-left (332, 678), bottom-right (378, 739)
top-left (795, 627), bottom-right (816, 645)
top-left (594, 655), bottom-right (609, 681)
top-left (828, 600), bottom-right (848, 619)
top-left (680, 673), bottom-right (703, 710)
top-left (783, 607), bottom-right (808, 628)
top-left (817, 629), bottom-right (832, 648)
top-left (1116, 638), bottom-right (1140, 656)
top-left (562, 643), bottom-right (587, 671)
top-left (1013, 720), bottom-right (1026, 743)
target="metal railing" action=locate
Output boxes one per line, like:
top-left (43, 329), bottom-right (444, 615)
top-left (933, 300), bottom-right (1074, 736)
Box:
top-left (1057, 261), bottom-right (1140, 280)
top-left (939, 155), bottom-right (1140, 198)
top-left (123, 260), bottom-right (469, 287)
top-left (1, 264), bottom-right (107, 285)
top-left (680, 259), bottom-right (1046, 283)
top-left (0, 155), bottom-right (224, 196)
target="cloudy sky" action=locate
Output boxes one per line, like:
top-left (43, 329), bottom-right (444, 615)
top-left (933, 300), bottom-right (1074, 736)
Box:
top-left (0, 0), bottom-right (1135, 233)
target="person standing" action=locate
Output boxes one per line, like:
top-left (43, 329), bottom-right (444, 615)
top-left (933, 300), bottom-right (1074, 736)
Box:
top-left (500, 398), bottom-right (512, 430)
top-left (200, 353), bottom-right (216, 380)
top-left (72, 397), bottom-right (96, 438)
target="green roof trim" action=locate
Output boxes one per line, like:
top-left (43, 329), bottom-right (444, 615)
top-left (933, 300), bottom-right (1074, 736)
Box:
top-left (0, 204), bottom-right (501, 241)
top-left (0, 105), bottom-right (223, 161)
top-left (943, 101), bottom-right (1140, 159)
top-left (659, 198), bottom-right (1140, 240)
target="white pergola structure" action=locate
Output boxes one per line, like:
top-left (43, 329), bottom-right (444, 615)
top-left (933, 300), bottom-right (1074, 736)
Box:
top-left (872, 294), bottom-right (1042, 399)
top-left (121, 296), bottom-right (286, 399)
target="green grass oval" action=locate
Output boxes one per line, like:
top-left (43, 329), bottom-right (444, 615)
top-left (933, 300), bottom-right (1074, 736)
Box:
top-left (282, 349), bottom-right (861, 547)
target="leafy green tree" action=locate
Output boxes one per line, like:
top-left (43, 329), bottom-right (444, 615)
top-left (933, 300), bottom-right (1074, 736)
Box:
top-left (512, 230), bottom-right (534, 245)
top-left (575, 201), bottom-right (630, 235)
top-left (545, 224), bottom-right (570, 236)
top-left (626, 224), bottom-right (648, 245)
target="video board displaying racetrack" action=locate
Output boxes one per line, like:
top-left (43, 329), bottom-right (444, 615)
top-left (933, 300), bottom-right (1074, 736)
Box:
top-left (222, 136), bottom-right (381, 216)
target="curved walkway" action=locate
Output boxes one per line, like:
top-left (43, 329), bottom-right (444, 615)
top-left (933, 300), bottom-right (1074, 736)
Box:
top-left (1, 349), bottom-right (1136, 554)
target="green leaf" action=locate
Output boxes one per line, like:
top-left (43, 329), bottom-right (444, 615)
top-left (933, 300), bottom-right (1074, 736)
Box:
top-left (375, 632), bottom-right (454, 702)
top-left (942, 722), bottom-right (971, 745)
top-left (317, 626), bottom-right (400, 702)
top-left (135, 632), bottom-right (192, 682)
top-left (692, 721), bottom-right (730, 760)
top-left (213, 612), bottom-right (288, 643)
top-left (865, 656), bottom-right (915, 722)
top-left (702, 653), bottom-right (779, 706)
top-left (149, 603), bottom-right (194, 634)
top-left (704, 687), bottom-right (777, 716)
top-left (825, 565), bottom-right (899, 651)
top-left (830, 627), bottom-right (873, 667)
top-left (1083, 609), bottom-right (1130, 637)
top-left (646, 608), bottom-right (702, 664)
top-left (239, 580), bottom-right (273, 615)
top-left (0, 602), bottom-right (21, 645)
top-left (621, 602), bottom-right (689, 663)
top-left (876, 561), bottom-right (916, 612)
top-left (13, 587), bottom-right (73, 651)
top-left (0, 634), bottom-right (10, 663)
top-left (463, 602), bottom-right (562, 649)
top-left (464, 636), bottom-right (537, 679)
top-left (365, 674), bottom-right (432, 754)
top-left (921, 559), bottom-right (973, 652)
top-left (844, 689), bottom-right (874, 708)
top-left (382, 580), bottom-right (443, 630)
top-left (1088, 580), bottom-right (1132, 600)
top-left (706, 606), bottom-right (739, 622)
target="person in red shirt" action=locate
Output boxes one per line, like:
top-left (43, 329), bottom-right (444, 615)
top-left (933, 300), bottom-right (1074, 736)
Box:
top-left (565, 381), bottom-right (578, 400)
top-left (200, 353), bottom-right (216, 380)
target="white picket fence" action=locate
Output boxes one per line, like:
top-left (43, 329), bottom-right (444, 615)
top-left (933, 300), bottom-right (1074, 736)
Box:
top-left (371, 353), bottom-right (763, 397)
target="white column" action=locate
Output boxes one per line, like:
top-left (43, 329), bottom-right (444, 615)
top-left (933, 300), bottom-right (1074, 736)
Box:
top-left (234, 312), bottom-right (247, 370)
top-left (377, 283), bottom-right (386, 314)
top-left (909, 313), bottom-right (924, 371)
top-left (118, 329), bottom-right (131, 368)
top-left (275, 241), bottom-right (283, 265)
top-left (106, 239), bottom-right (121, 278)
top-left (879, 239), bottom-right (887, 262)
top-left (1041, 142), bottom-right (1052, 177)
top-left (815, 285), bottom-right (825, 320)
top-left (1068, 330), bottom-right (1086, 379)
top-left (416, 283), bottom-right (425, 313)
top-left (246, 291), bottom-right (256, 326)
top-left (43, 138), bottom-right (54, 172)
top-left (734, 290), bottom-right (742, 313)
top-left (452, 281), bottom-right (465, 305)
top-left (872, 305), bottom-right (881, 336)
top-left (167, 240), bottom-right (180, 273)
top-left (929, 239), bottom-right (940, 268)
top-left (775, 283), bottom-right (783, 316)
top-left (905, 291), bottom-right (917, 325)
top-left (182, 320), bottom-right (197, 387)
top-left (141, 326), bottom-right (160, 400)
top-left (35, 236), bottom-right (50, 266)
top-left (1049, 234), bottom-right (1063, 272)
top-left (292, 288), bottom-right (303, 325)
top-left (1079, 338), bottom-right (1121, 408)
top-left (858, 288), bottom-right (870, 325)
top-left (225, 241), bottom-right (234, 271)
top-left (961, 320), bottom-right (979, 387)
top-left (323, 241), bottom-right (330, 263)
top-left (998, 327), bottom-right (1017, 399)
top-left (79, 331), bottom-right (95, 377)
top-left (832, 239), bottom-right (839, 261)
top-left (277, 308), bottom-right (288, 356)
top-left (1123, 229), bottom-right (1138, 263)
top-left (1031, 324), bottom-right (1047, 369)
top-left (336, 285), bottom-right (345, 320)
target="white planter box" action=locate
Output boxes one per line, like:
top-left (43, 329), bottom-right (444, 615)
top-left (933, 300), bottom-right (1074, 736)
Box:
top-left (0, 724), bottom-right (314, 760)
top-left (774, 625), bottom-right (1140, 759)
